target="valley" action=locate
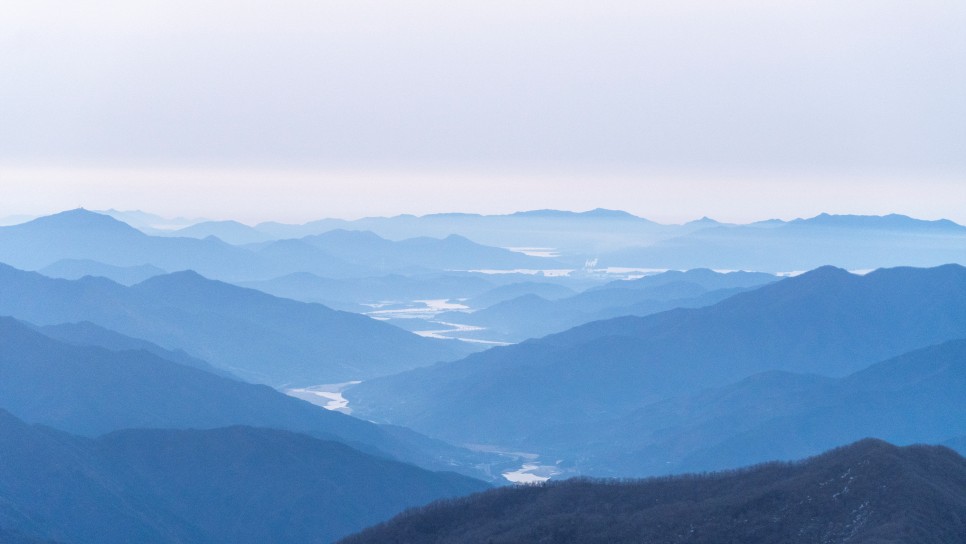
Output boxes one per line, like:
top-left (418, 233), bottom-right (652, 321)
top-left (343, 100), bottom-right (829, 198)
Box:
top-left (0, 208), bottom-right (963, 543)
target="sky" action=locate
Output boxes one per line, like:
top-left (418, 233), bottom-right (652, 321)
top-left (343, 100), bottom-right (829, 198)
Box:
top-left (1, 0), bottom-right (964, 224)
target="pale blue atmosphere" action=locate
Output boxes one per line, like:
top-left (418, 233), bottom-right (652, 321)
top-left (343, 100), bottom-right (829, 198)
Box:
top-left (1, 0), bottom-right (964, 223)
top-left (1, 3), bottom-right (965, 542)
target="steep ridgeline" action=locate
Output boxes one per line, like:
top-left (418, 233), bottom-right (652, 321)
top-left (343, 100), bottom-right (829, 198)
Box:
top-left (0, 264), bottom-right (470, 385)
top-left (340, 440), bottom-right (966, 544)
top-left (0, 411), bottom-right (488, 544)
top-left (0, 317), bottom-right (497, 477)
top-left (436, 269), bottom-right (778, 342)
top-left (603, 213), bottom-right (966, 272)
top-left (526, 338), bottom-right (966, 476)
top-left (346, 265), bottom-right (966, 446)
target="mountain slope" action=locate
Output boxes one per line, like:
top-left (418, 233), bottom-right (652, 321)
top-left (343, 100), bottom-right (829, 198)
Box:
top-left (534, 338), bottom-right (966, 476)
top-left (34, 320), bottom-right (234, 378)
top-left (435, 288), bottom-right (744, 343)
top-left (0, 317), bottom-right (493, 476)
top-left (340, 439), bottom-right (966, 544)
top-left (0, 264), bottom-right (469, 385)
top-left (0, 411), bottom-right (488, 544)
top-left (0, 410), bottom-right (170, 544)
top-left (347, 265), bottom-right (966, 445)
top-left (603, 213), bottom-right (966, 272)
top-left (251, 238), bottom-right (370, 278)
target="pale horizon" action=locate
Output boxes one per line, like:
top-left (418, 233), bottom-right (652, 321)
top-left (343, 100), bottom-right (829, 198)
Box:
top-left (2, 1), bottom-right (963, 226)
top-left (2, 165), bottom-right (964, 226)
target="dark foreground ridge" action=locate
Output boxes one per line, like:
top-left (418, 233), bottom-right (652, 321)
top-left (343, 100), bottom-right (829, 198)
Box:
top-left (340, 439), bottom-right (966, 544)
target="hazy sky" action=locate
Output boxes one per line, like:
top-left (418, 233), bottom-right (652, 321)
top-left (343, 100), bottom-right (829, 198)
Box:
top-left (1, 1), bottom-right (964, 223)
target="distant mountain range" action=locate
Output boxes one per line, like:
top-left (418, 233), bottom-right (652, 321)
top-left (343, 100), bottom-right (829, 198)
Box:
top-left (0, 209), bottom-right (269, 281)
top-left (601, 213), bottom-right (966, 272)
top-left (190, 208), bottom-right (674, 254)
top-left (138, 209), bottom-right (966, 271)
top-left (3, 208), bottom-right (962, 286)
top-left (787, 212), bottom-right (966, 231)
top-left (0, 264), bottom-right (469, 385)
top-left (340, 439), bottom-right (966, 544)
top-left (346, 265), bottom-right (966, 447)
top-left (0, 209), bottom-right (559, 282)
top-left (0, 410), bottom-right (488, 544)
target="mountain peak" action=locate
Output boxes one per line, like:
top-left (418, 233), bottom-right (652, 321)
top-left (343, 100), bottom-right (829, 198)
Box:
top-left (802, 264), bottom-right (852, 277)
top-left (767, 265), bottom-right (856, 292)
top-left (133, 269), bottom-right (209, 289)
top-left (821, 436), bottom-right (894, 457)
top-left (18, 209), bottom-right (144, 236)
top-left (686, 216), bottom-right (720, 225)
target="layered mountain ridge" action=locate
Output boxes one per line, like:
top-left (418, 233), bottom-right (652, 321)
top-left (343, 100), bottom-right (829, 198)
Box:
top-left (0, 264), bottom-right (468, 385)
top-left (0, 410), bottom-right (488, 544)
top-left (347, 265), bottom-right (966, 447)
